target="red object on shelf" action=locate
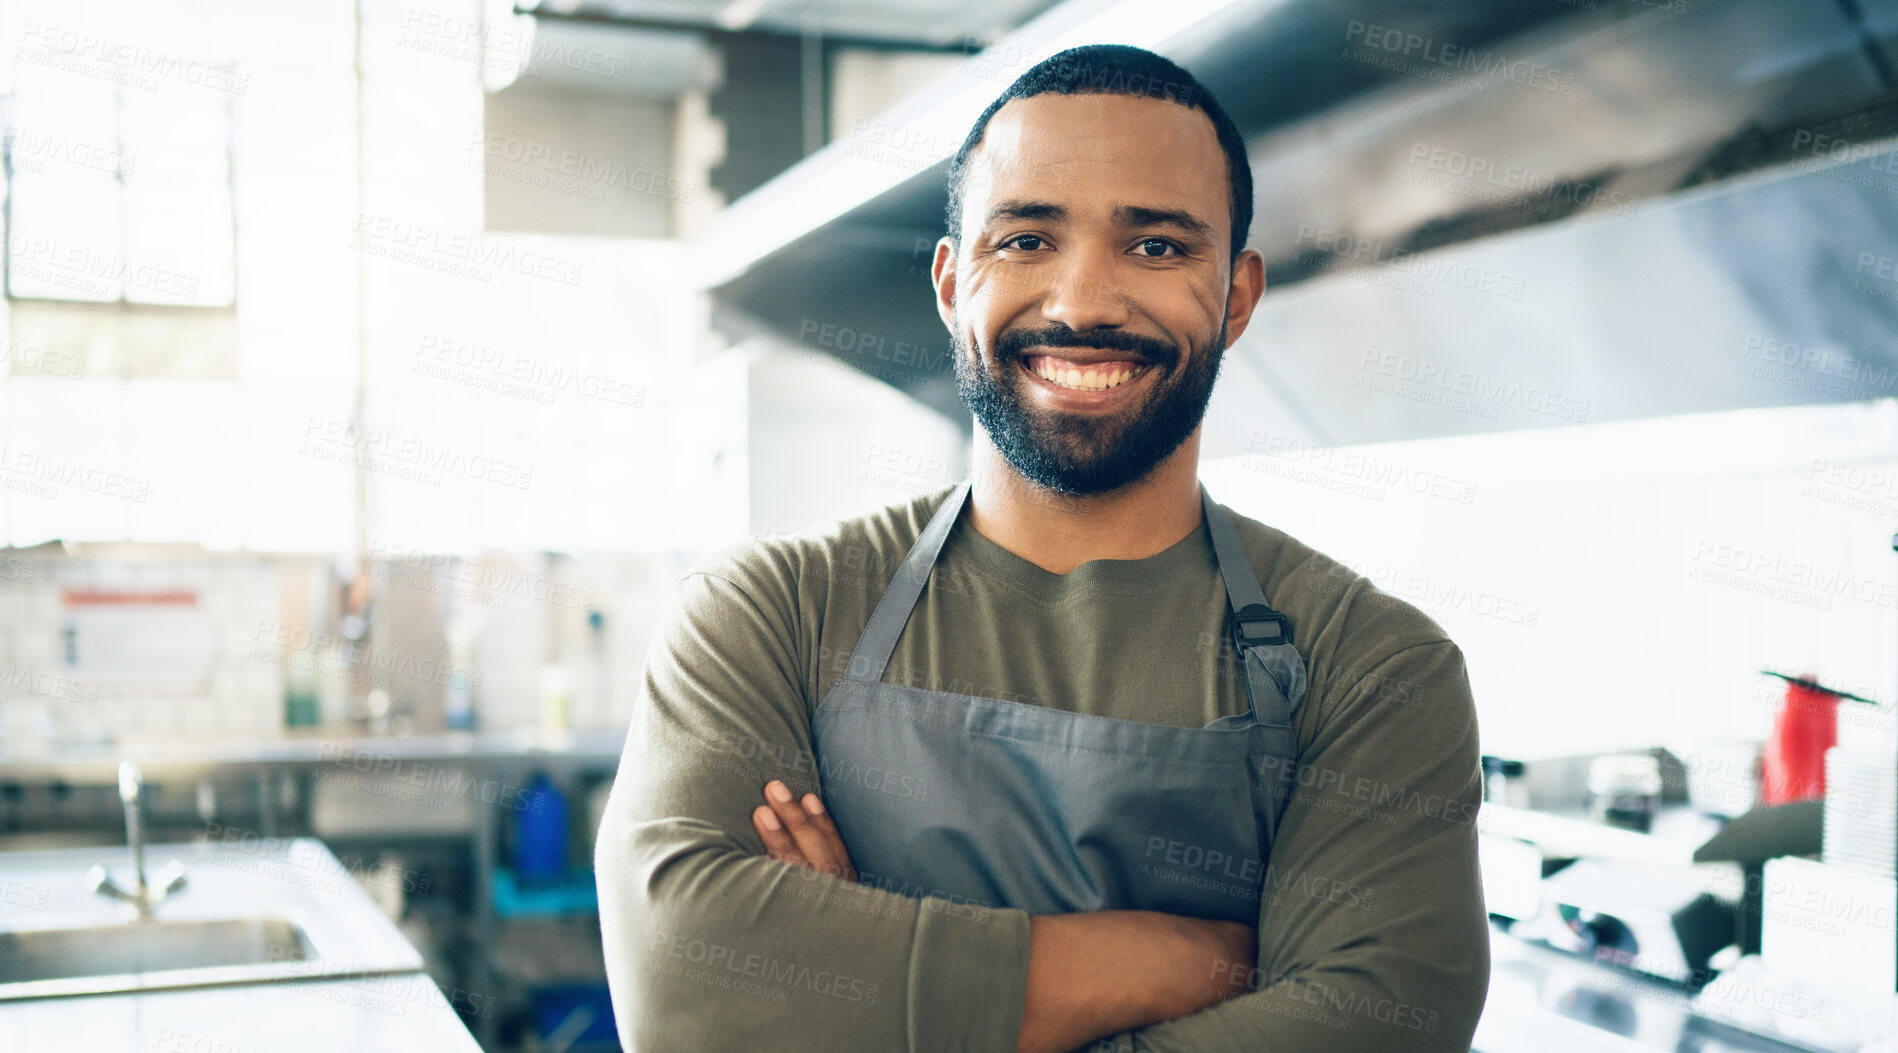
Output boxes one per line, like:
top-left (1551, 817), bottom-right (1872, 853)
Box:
top-left (1760, 673), bottom-right (1838, 806)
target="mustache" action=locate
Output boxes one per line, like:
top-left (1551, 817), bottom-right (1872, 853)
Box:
top-left (994, 326), bottom-right (1176, 368)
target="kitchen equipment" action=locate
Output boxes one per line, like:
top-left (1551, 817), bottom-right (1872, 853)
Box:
top-left (1693, 801), bottom-right (1824, 866)
top-left (1679, 738), bottom-right (1760, 818)
top-left (1534, 858), bottom-right (1735, 986)
top-left (1759, 856), bottom-right (1896, 999)
top-left (89, 762), bottom-right (186, 920)
top-left (1758, 670), bottom-right (1878, 807)
top-left (1588, 754), bottom-right (1662, 832)
top-left (0, 837), bottom-right (422, 1001)
top-left (1692, 800), bottom-right (1824, 956)
top-left (1821, 747), bottom-right (1897, 879)
top-left (1482, 755), bottom-right (1530, 808)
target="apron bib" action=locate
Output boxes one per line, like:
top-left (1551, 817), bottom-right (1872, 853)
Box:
top-left (810, 480), bottom-right (1307, 923)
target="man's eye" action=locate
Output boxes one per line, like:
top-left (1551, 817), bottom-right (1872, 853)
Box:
top-left (1136, 238), bottom-right (1180, 258)
top-left (1002, 234), bottom-right (1044, 252)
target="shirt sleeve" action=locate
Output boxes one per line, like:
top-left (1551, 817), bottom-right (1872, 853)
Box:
top-left (1098, 639), bottom-right (1492, 1052)
top-left (594, 568), bottom-right (1034, 1053)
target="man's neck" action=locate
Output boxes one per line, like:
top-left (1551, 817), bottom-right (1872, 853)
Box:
top-left (964, 434), bottom-right (1204, 576)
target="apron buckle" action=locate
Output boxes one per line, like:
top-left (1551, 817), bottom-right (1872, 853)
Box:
top-left (1231, 603), bottom-right (1291, 653)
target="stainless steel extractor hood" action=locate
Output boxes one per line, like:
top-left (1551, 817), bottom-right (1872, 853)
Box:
top-left (699, 0), bottom-right (1898, 449)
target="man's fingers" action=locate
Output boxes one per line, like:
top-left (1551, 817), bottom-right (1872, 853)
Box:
top-left (753, 805), bottom-right (804, 865)
top-left (799, 793), bottom-right (858, 882)
top-left (764, 780), bottom-right (848, 879)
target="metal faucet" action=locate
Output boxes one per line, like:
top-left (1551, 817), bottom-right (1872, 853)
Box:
top-left (89, 761), bottom-right (186, 919)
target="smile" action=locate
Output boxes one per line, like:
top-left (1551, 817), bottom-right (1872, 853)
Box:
top-left (1020, 354), bottom-right (1153, 392)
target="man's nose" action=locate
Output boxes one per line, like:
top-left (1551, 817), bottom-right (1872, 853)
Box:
top-left (1036, 245), bottom-right (1130, 332)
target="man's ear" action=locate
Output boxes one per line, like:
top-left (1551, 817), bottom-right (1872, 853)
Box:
top-left (1221, 248), bottom-right (1267, 349)
top-left (931, 237), bottom-right (957, 332)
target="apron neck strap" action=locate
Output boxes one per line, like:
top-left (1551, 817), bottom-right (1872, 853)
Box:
top-left (843, 480), bottom-right (971, 684)
top-left (1199, 483), bottom-right (1294, 651)
top-left (1201, 482), bottom-right (1307, 722)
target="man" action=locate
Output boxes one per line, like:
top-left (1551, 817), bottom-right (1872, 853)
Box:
top-left (597, 43), bottom-right (1489, 1052)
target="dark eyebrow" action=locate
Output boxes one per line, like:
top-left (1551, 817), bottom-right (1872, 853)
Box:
top-left (982, 199), bottom-right (1067, 228)
top-left (1114, 205), bottom-right (1215, 241)
top-left (981, 199), bottom-right (1215, 241)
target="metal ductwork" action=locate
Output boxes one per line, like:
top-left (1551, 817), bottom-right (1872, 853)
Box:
top-left (699, 0), bottom-right (1898, 446)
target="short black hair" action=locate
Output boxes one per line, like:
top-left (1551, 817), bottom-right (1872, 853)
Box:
top-left (944, 44), bottom-right (1253, 269)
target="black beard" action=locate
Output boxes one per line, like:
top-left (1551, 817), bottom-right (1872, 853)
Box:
top-left (953, 311), bottom-right (1227, 497)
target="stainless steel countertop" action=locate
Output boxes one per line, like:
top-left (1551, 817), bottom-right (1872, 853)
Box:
top-left (1478, 924), bottom-right (1882, 1053)
top-left (0, 727), bottom-right (627, 783)
top-left (0, 973), bottom-right (485, 1052)
top-left (0, 838), bottom-right (483, 1051)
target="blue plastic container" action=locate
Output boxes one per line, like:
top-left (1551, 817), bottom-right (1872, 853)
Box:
top-left (514, 772), bottom-right (569, 886)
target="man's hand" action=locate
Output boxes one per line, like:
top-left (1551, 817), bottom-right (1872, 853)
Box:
top-left (751, 779), bottom-right (858, 883)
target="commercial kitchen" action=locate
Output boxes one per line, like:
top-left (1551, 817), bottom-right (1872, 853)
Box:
top-left (1, 0), bottom-right (1895, 1050)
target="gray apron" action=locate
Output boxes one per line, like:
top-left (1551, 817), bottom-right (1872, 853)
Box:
top-left (810, 480), bottom-right (1308, 923)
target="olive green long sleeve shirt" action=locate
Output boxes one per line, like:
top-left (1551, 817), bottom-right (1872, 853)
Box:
top-left (595, 482), bottom-right (1490, 1051)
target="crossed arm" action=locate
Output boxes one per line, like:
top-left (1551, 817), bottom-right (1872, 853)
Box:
top-left (598, 569), bottom-right (1489, 1052)
top-left (596, 570), bottom-right (1257, 1052)
top-left (749, 779), bottom-right (1258, 1053)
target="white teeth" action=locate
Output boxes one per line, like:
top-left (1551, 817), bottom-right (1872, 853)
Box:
top-left (1031, 360), bottom-right (1144, 391)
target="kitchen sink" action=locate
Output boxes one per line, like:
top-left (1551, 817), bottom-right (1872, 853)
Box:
top-left (0, 838), bottom-right (422, 1001)
top-left (0, 917), bottom-right (315, 985)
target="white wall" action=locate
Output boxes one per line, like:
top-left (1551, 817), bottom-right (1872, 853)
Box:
top-left (1202, 398), bottom-right (1898, 762)
top-left (745, 337), bottom-right (968, 536)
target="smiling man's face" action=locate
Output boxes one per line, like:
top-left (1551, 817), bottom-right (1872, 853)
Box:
top-left (933, 91), bottom-right (1264, 497)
